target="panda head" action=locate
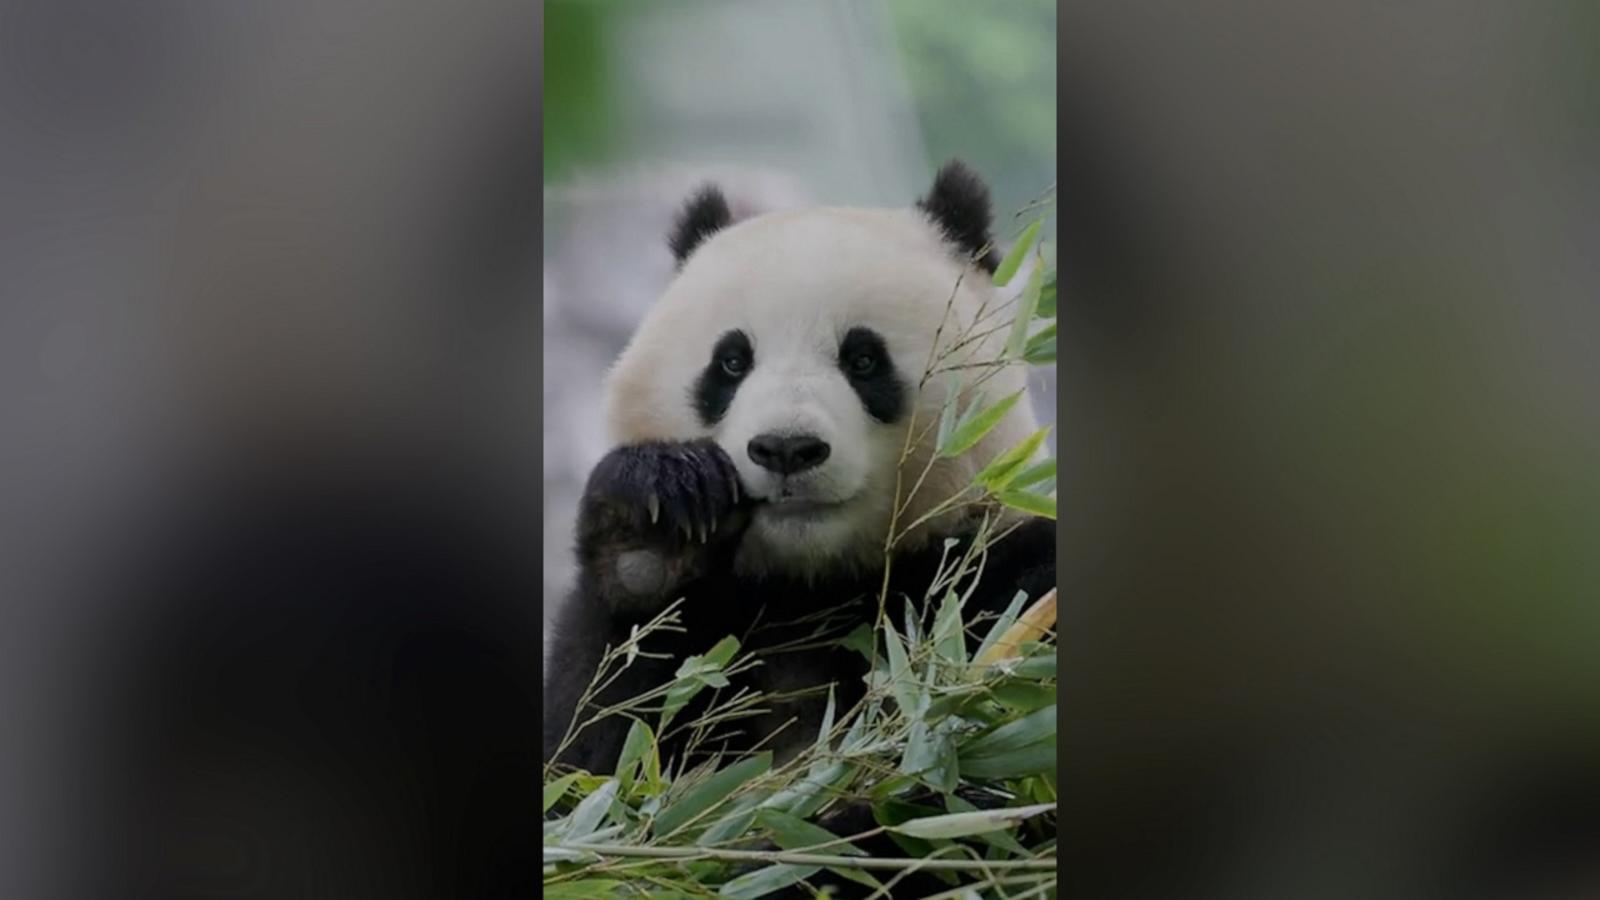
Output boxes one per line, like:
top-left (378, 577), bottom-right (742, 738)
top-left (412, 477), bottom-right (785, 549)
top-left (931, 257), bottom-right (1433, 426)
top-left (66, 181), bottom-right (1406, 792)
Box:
top-left (604, 161), bottom-right (1040, 579)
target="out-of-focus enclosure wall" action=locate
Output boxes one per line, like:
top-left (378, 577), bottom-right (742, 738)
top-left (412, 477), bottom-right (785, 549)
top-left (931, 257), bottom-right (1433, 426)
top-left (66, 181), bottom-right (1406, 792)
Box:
top-left (541, 0), bottom-right (1058, 620)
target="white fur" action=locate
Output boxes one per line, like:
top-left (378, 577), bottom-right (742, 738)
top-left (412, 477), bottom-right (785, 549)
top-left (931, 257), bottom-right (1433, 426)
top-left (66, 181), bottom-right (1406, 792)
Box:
top-left (604, 206), bottom-right (1039, 578)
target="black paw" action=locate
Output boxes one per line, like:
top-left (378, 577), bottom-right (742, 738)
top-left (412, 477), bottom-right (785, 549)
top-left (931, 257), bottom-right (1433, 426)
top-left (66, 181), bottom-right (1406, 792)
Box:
top-left (580, 439), bottom-right (747, 548)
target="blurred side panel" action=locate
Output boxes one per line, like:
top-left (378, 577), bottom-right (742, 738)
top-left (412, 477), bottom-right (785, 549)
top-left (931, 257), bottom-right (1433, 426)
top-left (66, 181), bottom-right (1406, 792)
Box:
top-left (1060, 2), bottom-right (1600, 898)
top-left (0, 1), bottom-right (541, 897)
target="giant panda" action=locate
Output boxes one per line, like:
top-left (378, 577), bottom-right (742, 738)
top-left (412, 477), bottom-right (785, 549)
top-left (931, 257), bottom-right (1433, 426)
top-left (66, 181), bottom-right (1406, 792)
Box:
top-left (543, 161), bottom-right (1056, 775)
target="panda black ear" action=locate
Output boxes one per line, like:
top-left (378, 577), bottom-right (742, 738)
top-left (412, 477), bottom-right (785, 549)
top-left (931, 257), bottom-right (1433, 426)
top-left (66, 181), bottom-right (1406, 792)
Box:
top-left (917, 160), bottom-right (999, 273)
top-left (668, 184), bottom-right (733, 267)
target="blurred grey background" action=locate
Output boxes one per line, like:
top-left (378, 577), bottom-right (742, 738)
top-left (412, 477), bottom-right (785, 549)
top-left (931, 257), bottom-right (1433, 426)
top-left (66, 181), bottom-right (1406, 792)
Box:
top-left (541, 0), bottom-right (1059, 618)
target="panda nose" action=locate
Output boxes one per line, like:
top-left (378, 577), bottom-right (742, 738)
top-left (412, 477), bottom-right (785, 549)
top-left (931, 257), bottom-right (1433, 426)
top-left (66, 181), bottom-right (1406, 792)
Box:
top-left (748, 433), bottom-right (831, 475)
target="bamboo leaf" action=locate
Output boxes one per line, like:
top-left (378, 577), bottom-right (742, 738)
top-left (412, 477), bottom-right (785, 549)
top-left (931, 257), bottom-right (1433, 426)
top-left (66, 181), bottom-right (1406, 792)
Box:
top-left (544, 879), bottom-right (629, 898)
top-left (541, 846), bottom-right (597, 865)
top-left (696, 790), bottom-right (770, 847)
top-left (997, 488), bottom-right (1056, 519)
top-left (959, 739), bottom-right (1058, 779)
top-left (755, 808), bottom-right (864, 856)
top-left (614, 719), bottom-right (653, 793)
top-left (563, 778), bottom-right (618, 841)
top-left (936, 375), bottom-right (962, 453)
top-left (939, 389), bottom-right (1025, 458)
top-left (653, 753), bottom-right (771, 838)
top-left (758, 759), bottom-right (853, 820)
top-left (993, 218), bottom-right (1043, 287)
top-left (718, 863), bottom-right (822, 898)
top-left (992, 680), bottom-right (1057, 713)
top-left (1007, 458), bottom-right (1056, 492)
top-left (1037, 269), bottom-right (1057, 318)
top-left (1006, 264), bottom-right (1046, 357)
top-left (948, 794), bottom-right (1031, 856)
top-left (957, 705), bottom-right (1058, 778)
top-left (973, 590), bottom-right (1030, 665)
top-left (543, 773), bottom-right (580, 814)
top-left (703, 635), bottom-right (741, 668)
top-left (1024, 321), bottom-right (1057, 364)
top-left (839, 624), bottom-right (874, 659)
top-left (1011, 651), bottom-right (1057, 679)
top-left (973, 428), bottom-right (1050, 492)
top-left (882, 623), bottom-right (917, 716)
top-left (661, 635), bottom-right (743, 728)
top-left (931, 590), bottom-right (966, 667)
top-left (888, 802), bottom-right (1056, 839)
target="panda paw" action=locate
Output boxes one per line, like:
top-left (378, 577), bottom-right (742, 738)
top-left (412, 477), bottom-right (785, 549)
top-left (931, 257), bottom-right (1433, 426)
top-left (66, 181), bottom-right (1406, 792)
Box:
top-left (577, 440), bottom-right (749, 608)
top-left (583, 439), bottom-right (745, 543)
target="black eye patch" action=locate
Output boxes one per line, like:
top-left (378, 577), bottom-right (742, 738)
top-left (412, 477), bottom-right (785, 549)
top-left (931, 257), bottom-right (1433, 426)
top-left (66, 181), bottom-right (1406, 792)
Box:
top-left (837, 327), bottom-right (905, 423)
top-left (692, 329), bottom-right (754, 426)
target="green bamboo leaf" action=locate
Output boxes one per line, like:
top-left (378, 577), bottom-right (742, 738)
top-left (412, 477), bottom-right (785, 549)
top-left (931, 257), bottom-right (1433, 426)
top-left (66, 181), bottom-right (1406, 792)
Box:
top-left (882, 623), bottom-right (917, 716)
top-left (839, 624), bottom-right (874, 659)
top-left (1024, 321), bottom-right (1057, 365)
top-left (992, 680), bottom-right (1057, 713)
top-left (939, 389), bottom-right (1025, 458)
top-left (931, 590), bottom-right (966, 667)
top-left (1010, 651), bottom-right (1057, 679)
top-left (824, 865), bottom-right (886, 892)
top-left (959, 740), bottom-right (1058, 779)
top-left (653, 752), bottom-right (771, 838)
top-left (697, 790), bottom-right (770, 846)
top-left (661, 635), bottom-right (743, 728)
top-left (1006, 264), bottom-right (1046, 357)
top-left (960, 705), bottom-right (1057, 759)
top-left (755, 808), bottom-right (864, 855)
top-left (1007, 459), bottom-right (1056, 492)
top-left (543, 773), bottom-right (580, 814)
top-left (947, 794), bottom-right (1030, 856)
top-left (703, 635), bottom-right (741, 668)
top-left (1037, 269), bottom-right (1057, 318)
top-left (888, 802), bottom-right (1056, 839)
top-left (544, 880), bottom-right (628, 898)
top-left (541, 846), bottom-right (598, 865)
top-left (936, 375), bottom-right (962, 453)
top-left (973, 590), bottom-right (1030, 665)
top-left (997, 489), bottom-right (1056, 519)
top-left (614, 719), bottom-right (653, 793)
top-left (815, 685), bottom-right (836, 752)
top-left (758, 759), bottom-right (853, 820)
top-left (993, 218), bottom-right (1043, 287)
top-left (901, 719), bottom-right (960, 793)
top-left (718, 863), bottom-right (822, 899)
top-left (973, 428), bottom-right (1050, 492)
top-left (563, 778), bottom-right (618, 840)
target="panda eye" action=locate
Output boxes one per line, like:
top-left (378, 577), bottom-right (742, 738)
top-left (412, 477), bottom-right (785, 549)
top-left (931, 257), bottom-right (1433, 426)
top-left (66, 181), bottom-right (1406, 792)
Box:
top-left (848, 353), bottom-right (877, 376)
top-left (720, 354), bottom-right (749, 377)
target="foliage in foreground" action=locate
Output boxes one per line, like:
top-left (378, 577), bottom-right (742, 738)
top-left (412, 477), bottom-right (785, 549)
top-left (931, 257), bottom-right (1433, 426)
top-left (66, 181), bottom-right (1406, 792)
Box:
top-left (544, 193), bottom-right (1059, 899)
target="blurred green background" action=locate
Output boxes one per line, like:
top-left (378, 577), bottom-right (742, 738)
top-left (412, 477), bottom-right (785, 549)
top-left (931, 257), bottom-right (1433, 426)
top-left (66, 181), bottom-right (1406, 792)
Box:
top-left (543, 0), bottom-right (1055, 219)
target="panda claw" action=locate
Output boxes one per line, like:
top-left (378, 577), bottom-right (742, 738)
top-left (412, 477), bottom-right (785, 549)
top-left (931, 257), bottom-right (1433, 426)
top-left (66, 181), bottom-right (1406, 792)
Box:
top-left (648, 493), bottom-right (660, 524)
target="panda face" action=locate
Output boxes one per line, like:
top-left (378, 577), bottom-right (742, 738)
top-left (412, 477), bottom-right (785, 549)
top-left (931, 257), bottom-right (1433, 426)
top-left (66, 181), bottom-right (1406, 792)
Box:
top-left (603, 188), bottom-right (1037, 578)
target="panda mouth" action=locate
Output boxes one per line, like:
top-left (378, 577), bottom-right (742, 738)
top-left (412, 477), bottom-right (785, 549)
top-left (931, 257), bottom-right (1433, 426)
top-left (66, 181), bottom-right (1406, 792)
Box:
top-left (758, 495), bottom-right (847, 519)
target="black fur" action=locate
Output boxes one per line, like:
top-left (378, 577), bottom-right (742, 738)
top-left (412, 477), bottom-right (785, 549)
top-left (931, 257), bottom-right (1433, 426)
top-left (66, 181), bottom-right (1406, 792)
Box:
top-left (667, 184), bottom-right (733, 266)
top-left (837, 326), bottom-right (906, 423)
top-left (692, 329), bottom-right (755, 426)
top-left (917, 159), bottom-right (1001, 273)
